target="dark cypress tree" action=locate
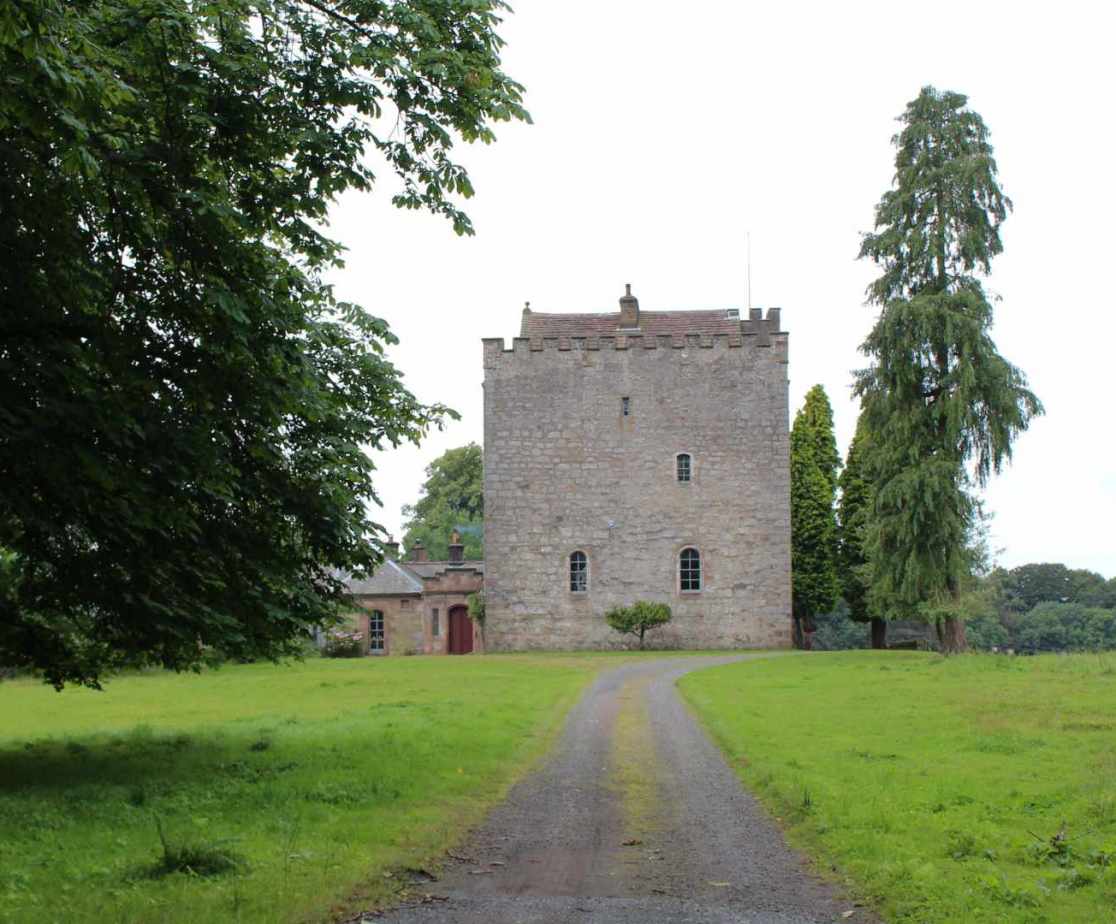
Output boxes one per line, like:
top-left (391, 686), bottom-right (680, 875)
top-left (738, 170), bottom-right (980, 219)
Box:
top-left (836, 415), bottom-right (884, 648)
top-left (790, 386), bottom-right (840, 648)
top-left (855, 87), bottom-right (1042, 653)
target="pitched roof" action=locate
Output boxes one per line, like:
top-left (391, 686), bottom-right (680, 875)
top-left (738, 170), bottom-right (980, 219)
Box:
top-left (343, 558), bottom-right (485, 596)
top-left (520, 308), bottom-right (742, 339)
top-left (346, 559), bottom-right (423, 596)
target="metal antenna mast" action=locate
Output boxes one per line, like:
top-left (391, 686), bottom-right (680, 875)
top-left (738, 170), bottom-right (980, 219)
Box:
top-left (746, 231), bottom-right (753, 311)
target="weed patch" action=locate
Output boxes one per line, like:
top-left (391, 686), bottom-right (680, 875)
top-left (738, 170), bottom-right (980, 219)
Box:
top-left (147, 816), bottom-right (245, 879)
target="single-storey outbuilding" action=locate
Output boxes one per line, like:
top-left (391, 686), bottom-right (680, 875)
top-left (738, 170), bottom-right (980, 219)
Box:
top-left (345, 532), bottom-right (483, 655)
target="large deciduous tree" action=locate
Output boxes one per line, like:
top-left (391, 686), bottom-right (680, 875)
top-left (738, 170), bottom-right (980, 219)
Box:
top-left (401, 443), bottom-right (484, 560)
top-left (790, 385), bottom-right (840, 649)
top-left (0, 0), bottom-right (527, 686)
top-left (855, 86), bottom-right (1042, 654)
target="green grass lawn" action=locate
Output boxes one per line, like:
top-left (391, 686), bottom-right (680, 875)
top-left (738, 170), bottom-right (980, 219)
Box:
top-left (0, 653), bottom-right (635, 923)
top-left (680, 651), bottom-right (1116, 923)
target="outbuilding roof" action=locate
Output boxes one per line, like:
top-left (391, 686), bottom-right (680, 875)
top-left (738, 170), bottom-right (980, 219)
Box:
top-left (344, 558), bottom-right (485, 596)
top-left (346, 559), bottom-right (424, 596)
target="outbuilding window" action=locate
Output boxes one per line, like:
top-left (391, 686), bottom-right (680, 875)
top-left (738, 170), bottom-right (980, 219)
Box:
top-left (369, 610), bottom-right (385, 652)
top-left (676, 453), bottom-right (692, 482)
top-left (570, 551), bottom-right (588, 593)
top-left (621, 396), bottom-right (630, 416)
top-left (680, 548), bottom-right (702, 592)
top-left (432, 608), bottom-right (440, 637)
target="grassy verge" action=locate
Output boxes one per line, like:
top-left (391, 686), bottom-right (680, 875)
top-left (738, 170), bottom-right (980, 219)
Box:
top-left (679, 651), bottom-right (1116, 923)
top-left (0, 653), bottom-right (640, 923)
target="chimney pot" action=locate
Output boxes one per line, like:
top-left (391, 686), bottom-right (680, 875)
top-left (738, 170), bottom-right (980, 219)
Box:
top-left (409, 541), bottom-right (428, 563)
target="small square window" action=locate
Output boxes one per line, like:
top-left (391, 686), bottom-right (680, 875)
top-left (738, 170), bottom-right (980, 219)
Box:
top-left (621, 397), bottom-right (630, 417)
top-left (400, 598), bottom-right (410, 609)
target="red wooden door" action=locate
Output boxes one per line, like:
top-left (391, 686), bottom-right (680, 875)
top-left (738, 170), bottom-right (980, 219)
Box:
top-left (448, 605), bottom-right (473, 655)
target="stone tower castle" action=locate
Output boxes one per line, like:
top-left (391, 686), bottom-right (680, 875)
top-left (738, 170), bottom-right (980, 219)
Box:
top-left (481, 286), bottom-right (791, 650)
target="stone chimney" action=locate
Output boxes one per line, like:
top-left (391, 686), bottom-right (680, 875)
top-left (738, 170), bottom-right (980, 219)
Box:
top-left (448, 529), bottom-right (464, 564)
top-left (618, 284), bottom-right (640, 328)
top-left (383, 536), bottom-right (399, 560)
top-left (409, 540), bottom-right (428, 563)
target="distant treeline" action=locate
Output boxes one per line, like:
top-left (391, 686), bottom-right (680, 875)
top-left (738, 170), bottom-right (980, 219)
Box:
top-left (815, 563), bottom-right (1116, 653)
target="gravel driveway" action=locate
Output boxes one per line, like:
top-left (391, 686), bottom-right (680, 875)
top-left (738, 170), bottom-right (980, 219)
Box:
top-left (372, 655), bottom-right (866, 923)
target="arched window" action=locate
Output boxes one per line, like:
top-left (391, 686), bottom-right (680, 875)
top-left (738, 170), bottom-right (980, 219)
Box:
top-left (569, 551), bottom-right (588, 593)
top-left (676, 453), bottom-right (692, 482)
top-left (679, 548), bottom-right (702, 592)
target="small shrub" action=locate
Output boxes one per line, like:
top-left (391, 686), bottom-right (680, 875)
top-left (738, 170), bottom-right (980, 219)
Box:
top-left (249, 738), bottom-right (271, 752)
top-left (604, 601), bottom-right (672, 649)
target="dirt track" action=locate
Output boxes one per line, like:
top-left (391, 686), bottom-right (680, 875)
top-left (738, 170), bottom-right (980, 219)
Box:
top-left (373, 656), bottom-right (866, 923)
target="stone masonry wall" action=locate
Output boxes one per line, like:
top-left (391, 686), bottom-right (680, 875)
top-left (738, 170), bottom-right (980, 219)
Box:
top-left (482, 317), bottom-right (792, 650)
top-left (352, 597), bottom-right (423, 655)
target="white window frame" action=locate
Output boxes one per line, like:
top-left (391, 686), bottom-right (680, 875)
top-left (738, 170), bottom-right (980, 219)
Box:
top-left (679, 547), bottom-right (702, 593)
top-left (675, 452), bottom-right (694, 483)
top-left (569, 550), bottom-right (589, 594)
top-left (369, 609), bottom-right (386, 653)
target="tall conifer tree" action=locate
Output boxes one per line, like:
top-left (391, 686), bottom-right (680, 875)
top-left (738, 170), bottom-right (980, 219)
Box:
top-left (855, 87), bottom-right (1042, 653)
top-left (790, 386), bottom-right (840, 648)
top-left (836, 415), bottom-right (884, 647)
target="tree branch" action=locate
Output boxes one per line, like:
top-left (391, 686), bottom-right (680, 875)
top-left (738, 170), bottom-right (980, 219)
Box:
top-left (297, 0), bottom-right (385, 42)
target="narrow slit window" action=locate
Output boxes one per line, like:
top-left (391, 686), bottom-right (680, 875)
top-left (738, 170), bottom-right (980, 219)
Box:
top-left (432, 608), bottom-right (440, 637)
top-left (369, 610), bottom-right (385, 652)
top-left (676, 453), bottom-right (692, 482)
top-left (621, 396), bottom-right (630, 416)
top-left (680, 548), bottom-right (702, 592)
top-left (569, 551), bottom-right (588, 592)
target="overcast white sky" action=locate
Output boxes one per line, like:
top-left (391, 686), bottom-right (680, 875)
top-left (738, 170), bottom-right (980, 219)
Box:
top-left (325, 0), bottom-right (1115, 578)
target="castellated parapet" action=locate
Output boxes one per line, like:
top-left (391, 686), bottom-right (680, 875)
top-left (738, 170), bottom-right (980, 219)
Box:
top-left (482, 293), bottom-right (791, 651)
